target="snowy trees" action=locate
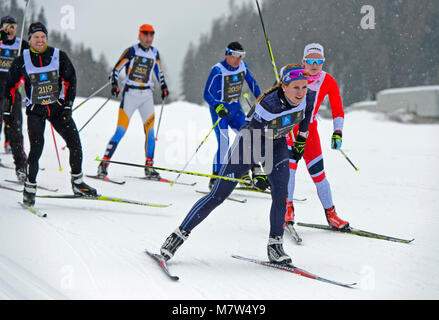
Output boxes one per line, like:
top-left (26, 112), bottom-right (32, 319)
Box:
top-left (181, 0), bottom-right (439, 107)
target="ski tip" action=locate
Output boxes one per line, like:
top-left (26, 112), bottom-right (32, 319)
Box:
top-left (342, 282), bottom-right (357, 289)
top-left (145, 249), bottom-right (180, 281)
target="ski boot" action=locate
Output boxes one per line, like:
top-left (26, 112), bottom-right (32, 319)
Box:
top-left (97, 160), bottom-right (108, 178)
top-left (160, 227), bottom-right (190, 261)
top-left (23, 180), bottom-right (37, 207)
top-left (267, 236), bottom-right (292, 265)
top-left (284, 200), bottom-right (295, 226)
top-left (325, 206), bottom-right (349, 230)
top-left (16, 168), bottom-right (26, 183)
top-left (145, 158), bottom-right (160, 179)
top-left (72, 173), bottom-right (98, 196)
top-left (284, 200), bottom-right (302, 243)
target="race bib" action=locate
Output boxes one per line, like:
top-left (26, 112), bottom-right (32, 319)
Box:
top-left (265, 110), bottom-right (304, 139)
top-left (128, 56), bottom-right (154, 83)
top-left (29, 71), bottom-right (60, 105)
top-left (0, 48), bottom-right (18, 72)
top-left (223, 71), bottom-right (244, 103)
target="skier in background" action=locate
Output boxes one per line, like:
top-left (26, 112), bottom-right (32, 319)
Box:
top-left (159, 64), bottom-right (314, 265)
top-left (0, 15), bottom-right (28, 181)
top-left (1, 22), bottom-right (97, 206)
top-left (285, 43), bottom-right (349, 232)
top-left (97, 24), bottom-right (169, 179)
top-left (203, 41), bottom-right (263, 189)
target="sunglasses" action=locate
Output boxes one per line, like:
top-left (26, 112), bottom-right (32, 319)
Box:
top-left (226, 48), bottom-right (246, 59)
top-left (304, 58), bottom-right (325, 65)
top-left (140, 31), bottom-right (155, 36)
top-left (282, 69), bottom-right (309, 84)
top-left (3, 23), bottom-right (17, 29)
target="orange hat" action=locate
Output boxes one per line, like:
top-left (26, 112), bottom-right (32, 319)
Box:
top-left (139, 24), bottom-right (155, 37)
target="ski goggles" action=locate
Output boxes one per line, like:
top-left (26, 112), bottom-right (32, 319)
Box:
top-left (304, 58), bottom-right (325, 65)
top-left (226, 48), bottom-right (246, 58)
top-left (281, 68), bottom-right (308, 84)
top-left (3, 23), bottom-right (17, 29)
top-left (140, 31), bottom-right (155, 36)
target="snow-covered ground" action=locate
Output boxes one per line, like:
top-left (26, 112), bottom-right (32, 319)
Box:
top-left (0, 97), bottom-right (438, 300)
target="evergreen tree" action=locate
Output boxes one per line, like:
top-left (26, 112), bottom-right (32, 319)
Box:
top-left (181, 0), bottom-right (439, 107)
top-left (0, 0), bottom-right (112, 98)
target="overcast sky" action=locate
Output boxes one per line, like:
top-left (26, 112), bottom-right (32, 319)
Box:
top-left (32, 0), bottom-right (254, 95)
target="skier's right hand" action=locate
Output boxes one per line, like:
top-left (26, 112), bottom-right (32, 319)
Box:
top-left (215, 104), bottom-right (230, 118)
top-left (111, 83), bottom-right (120, 97)
top-left (0, 95), bottom-right (11, 115)
top-left (253, 174), bottom-right (270, 191)
top-left (0, 29), bottom-right (8, 41)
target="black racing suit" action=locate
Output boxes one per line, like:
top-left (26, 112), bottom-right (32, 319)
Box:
top-left (0, 34), bottom-right (28, 170)
top-left (3, 45), bottom-right (82, 183)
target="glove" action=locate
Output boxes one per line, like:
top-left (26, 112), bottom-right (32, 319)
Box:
top-left (0, 96), bottom-right (11, 113)
top-left (2, 109), bottom-right (11, 123)
top-left (292, 135), bottom-right (307, 161)
top-left (161, 85), bottom-right (169, 100)
top-left (0, 29), bottom-right (8, 41)
top-left (0, 96), bottom-right (12, 122)
top-left (57, 99), bottom-right (72, 119)
top-left (331, 130), bottom-right (342, 150)
top-left (111, 83), bottom-right (120, 97)
top-left (252, 174), bottom-right (271, 191)
top-left (215, 104), bottom-right (230, 118)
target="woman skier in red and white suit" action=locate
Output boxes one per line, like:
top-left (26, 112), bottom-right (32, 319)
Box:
top-left (285, 43), bottom-right (349, 231)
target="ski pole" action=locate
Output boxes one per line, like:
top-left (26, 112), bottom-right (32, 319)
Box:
top-left (62, 97), bottom-right (111, 150)
top-left (18, 0), bottom-right (31, 53)
top-left (243, 93), bottom-right (253, 109)
top-left (255, 0), bottom-right (280, 82)
top-left (155, 98), bottom-right (165, 141)
top-left (72, 82), bottom-right (110, 112)
top-left (50, 123), bottom-right (62, 171)
top-left (95, 156), bottom-right (252, 185)
top-left (170, 118), bottom-right (220, 186)
top-left (45, 106), bottom-right (63, 171)
top-left (339, 149), bottom-right (360, 172)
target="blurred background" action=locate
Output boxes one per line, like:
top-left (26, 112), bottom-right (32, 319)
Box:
top-left (1, 0), bottom-right (438, 116)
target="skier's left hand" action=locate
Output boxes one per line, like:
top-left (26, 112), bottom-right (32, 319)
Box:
top-left (331, 130), bottom-right (342, 150)
top-left (161, 85), bottom-right (169, 100)
top-left (57, 99), bottom-right (72, 119)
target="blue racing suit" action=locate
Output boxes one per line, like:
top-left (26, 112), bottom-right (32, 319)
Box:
top-left (203, 60), bottom-right (261, 174)
top-left (181, 87), bottom-right (314, 237)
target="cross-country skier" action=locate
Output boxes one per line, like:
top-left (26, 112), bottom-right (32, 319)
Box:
top-left (1, 22), bottom-right (97, 206)
top-left (97, 24), bottom-right (169, 179)
top-left (203, 41), bottom-right (262, 189)
top-left (160, 64), bottom-right (314, 264)
top-left (0, 15), bottom-right (28, 181)
top-left (285, 43), bottom-right (349, 231)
